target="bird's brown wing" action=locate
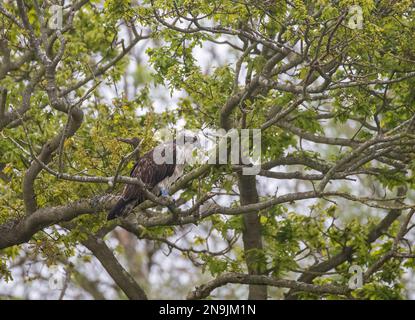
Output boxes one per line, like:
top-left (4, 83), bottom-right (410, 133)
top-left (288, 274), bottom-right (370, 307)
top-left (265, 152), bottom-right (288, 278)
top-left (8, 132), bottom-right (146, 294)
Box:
top-left (122, 149), bottom-right (176, 201)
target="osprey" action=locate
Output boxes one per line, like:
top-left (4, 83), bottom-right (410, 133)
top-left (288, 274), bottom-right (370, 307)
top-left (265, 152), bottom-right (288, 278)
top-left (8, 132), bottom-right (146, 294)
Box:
top-left (107, 134), bottom-right (199, 220)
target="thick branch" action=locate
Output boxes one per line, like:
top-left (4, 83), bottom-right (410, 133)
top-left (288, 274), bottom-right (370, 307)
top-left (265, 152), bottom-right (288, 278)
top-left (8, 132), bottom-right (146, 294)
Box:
top-left (82, 235), bottom-right (148, 300)
top-left (187, 273), bottom-right (349, 300)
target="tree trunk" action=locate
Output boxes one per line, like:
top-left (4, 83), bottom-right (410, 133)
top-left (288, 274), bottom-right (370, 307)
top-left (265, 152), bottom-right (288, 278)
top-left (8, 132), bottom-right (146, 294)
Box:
top-left (238, 174), bottom-right (267, 300)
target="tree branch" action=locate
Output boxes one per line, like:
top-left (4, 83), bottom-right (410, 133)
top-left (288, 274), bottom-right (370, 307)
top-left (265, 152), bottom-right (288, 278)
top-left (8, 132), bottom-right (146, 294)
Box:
top-left (82, 235), bottom-right (148, 300)
top-left (187, 273), bottom-right (350, 300)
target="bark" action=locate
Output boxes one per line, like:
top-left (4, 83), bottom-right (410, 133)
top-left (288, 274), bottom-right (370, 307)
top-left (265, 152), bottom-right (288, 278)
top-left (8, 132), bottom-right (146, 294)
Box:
top-left (187, 272), bottom-right (349, 300)
top-left (238, 174), bottom-right (267, 300)
top-left (83, 235), bottom-right (148, 300)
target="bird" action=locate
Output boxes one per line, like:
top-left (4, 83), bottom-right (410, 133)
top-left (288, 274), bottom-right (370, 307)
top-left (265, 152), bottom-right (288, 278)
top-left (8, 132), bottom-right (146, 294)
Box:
top-left (107, 133), bottom-right (199, 220)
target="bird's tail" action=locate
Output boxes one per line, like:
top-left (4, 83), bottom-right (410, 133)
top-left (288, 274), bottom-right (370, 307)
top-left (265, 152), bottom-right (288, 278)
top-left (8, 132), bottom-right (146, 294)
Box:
top-left (107, 198), bottom-right (129, 220)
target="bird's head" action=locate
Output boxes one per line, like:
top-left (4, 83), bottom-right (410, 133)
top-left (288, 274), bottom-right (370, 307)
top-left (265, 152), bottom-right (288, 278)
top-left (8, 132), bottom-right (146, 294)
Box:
top-left (176, 132), bottom-right (201, 148)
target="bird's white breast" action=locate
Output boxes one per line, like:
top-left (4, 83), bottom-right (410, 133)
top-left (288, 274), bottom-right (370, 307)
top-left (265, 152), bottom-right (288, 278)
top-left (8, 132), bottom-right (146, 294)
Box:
top-left (157, 144), bottom-right (191, 190)
top-left (158, 164), bottom-right (184, 190)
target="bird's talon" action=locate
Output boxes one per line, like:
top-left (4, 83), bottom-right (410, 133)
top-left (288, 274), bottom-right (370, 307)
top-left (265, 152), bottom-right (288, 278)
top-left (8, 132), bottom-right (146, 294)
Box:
top-left (160, 188), bottom-right (169, 197)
